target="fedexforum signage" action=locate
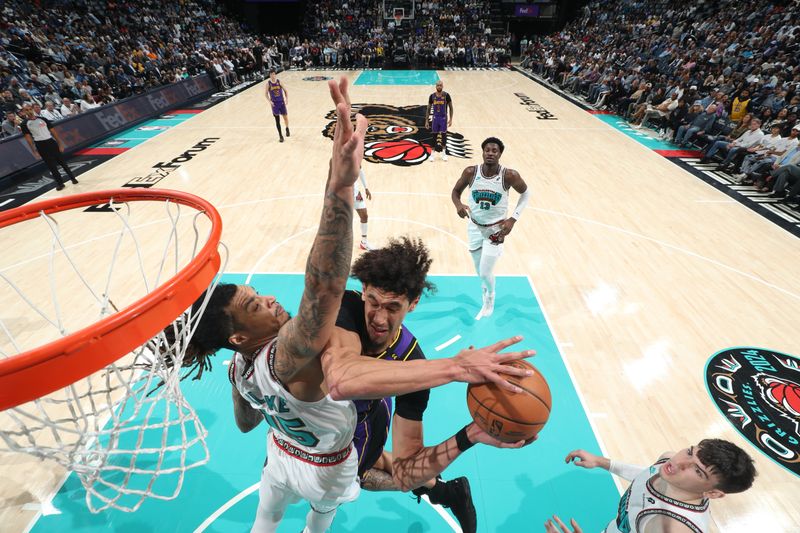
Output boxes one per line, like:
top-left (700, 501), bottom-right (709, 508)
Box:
top-left (514, 93), bottom-right (557, 120)
top-left (85, 138), bottom-right (219, 212)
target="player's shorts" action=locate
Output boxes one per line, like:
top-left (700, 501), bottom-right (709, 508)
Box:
top-left (467, 219), bottom-right (505, 254)
top-left (353, 397), bottom-right (392, 476)
top-left (431, 116), bottom-right (447, 133)
top-left (271, 101), bottom-right (287, 116)
top-left (260, 430), bottom-right (360, 513)
top-left (354, 188), bottom-right (366, 210)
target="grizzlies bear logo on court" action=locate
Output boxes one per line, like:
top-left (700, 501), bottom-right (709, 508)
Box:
top-left (706, 347), bottom-right (800, 478)
top-left (322, 103), bottom-right (472, 166)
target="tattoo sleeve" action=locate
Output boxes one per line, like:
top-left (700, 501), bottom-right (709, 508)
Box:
top-left (275, 183), bottom-right (354, 382)
top-left (360, 468), bottom-right (400, 492)
top-left (392, 436), bottom-right (463, 492)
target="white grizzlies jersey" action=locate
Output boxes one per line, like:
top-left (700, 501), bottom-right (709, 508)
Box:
top-left (606, 458), bottom-right (711, 533)
top-left (467, 164), bottom-right (510, 225)
top-left (229, 339), bottom-right (357, 454)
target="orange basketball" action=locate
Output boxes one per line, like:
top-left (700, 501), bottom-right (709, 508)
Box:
top-left (467, 360), bottom-right (551, 443)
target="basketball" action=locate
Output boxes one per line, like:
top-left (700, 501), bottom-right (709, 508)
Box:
top-left (467, 360), bottom-right (551, 443)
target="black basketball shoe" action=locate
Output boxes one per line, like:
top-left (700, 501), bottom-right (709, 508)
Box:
top-left (413, 477), bottom-right (477, 533)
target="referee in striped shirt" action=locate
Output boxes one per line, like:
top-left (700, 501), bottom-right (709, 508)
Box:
top-left (19, 106), bottom-right (78, 191)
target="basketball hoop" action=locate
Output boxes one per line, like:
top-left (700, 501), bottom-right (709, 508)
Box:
top-left (0, 189), bottom-right (226, 512)
top-left (393, 7), bottom-right (404, 27)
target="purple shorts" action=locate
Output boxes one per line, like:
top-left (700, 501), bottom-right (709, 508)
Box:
top-left (353, 397), bottom-right (392, 476)
top-left (271, 101), bottom-right (287, 116)
top-left (431, 116), bottom-right (447, 133)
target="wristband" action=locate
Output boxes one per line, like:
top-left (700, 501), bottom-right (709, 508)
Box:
top-left (455, 425), bottom-right (475, 452)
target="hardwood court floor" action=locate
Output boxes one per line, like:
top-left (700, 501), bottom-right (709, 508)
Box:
top-left (2, 69), bottom-right (799, 532)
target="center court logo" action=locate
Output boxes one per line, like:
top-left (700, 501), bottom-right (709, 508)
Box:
top-left (706, 347), bottom-right (800, 477)
top-left (322, 104), bottom-right (472, 166)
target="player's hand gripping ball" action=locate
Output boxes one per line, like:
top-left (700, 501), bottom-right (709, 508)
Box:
top-left (467, 360), bottom-right (551, 443)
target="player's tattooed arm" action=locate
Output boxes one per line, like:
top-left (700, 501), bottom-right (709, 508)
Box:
top-left (276, 178), bottom-right (353, 381)
top-left (360, 468), bottom-right (400, 491)
top-left (275, 77), bottom-right (367, 382)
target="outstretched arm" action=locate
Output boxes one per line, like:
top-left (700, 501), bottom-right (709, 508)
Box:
top-left (322, 335), bottom-right (534, 400)
top-left (275, 77), bottom-right (368, 382)
top-left (565, 449), bottom-right (648, 481)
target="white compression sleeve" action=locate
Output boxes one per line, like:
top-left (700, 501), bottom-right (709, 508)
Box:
top-left (608, 460), bottom-right (647, 481)
top-left (511, 188), bottom-right (530, 220)
top-left (359, 168), bottom-right (368, 190)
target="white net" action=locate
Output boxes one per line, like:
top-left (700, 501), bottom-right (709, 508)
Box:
top-left (0, 193), bottom-right (226, 513)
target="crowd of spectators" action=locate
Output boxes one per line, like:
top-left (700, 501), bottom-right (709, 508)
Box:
top-left (1, 0), bottom-right (269, 139)
top-left (521, 0), bottom-right (800, 203)
top-left (1, 0), bottom-right (511, 141)
top-left (290, 0), bottom-right (511, 69)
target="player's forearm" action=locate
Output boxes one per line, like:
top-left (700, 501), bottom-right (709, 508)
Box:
top-left (451, 187), bottom-right (464, 208)
top-left (326, 355), bottom-right (458, 401)
top-left (290, 184), bottom-right (354, 359)
top-left (608, 460), bottom-right (646, 480)
top-left (232, 387), bottom-right (262, 433)
top-left (392, 433), bottom-right (463, 491)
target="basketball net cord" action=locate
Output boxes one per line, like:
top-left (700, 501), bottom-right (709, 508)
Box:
top-left (0, 198), bottom-right (228, 513)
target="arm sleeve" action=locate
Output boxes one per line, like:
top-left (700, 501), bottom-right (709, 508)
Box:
top-left (359, 168), bottom-right (368, 189)
top-left (609, 460), bottom-right (647, 481)
top-left (428, 93), bottom-right (434, 104)
top-left (20, 122), bottom-right (30, 136)
top-left (511, 188), bottom-right (531, 220)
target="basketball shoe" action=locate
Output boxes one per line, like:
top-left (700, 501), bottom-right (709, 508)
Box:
top-left (413, 477), bottom-right (477, 533)
top-left (359, 239), bottom-right (373, 251)
top-left (475, 290), bottom-right (495, 320)
top-left (429, 152), bottom-right (436, 162)
top-left (442, 152), bottom-right (448, 161)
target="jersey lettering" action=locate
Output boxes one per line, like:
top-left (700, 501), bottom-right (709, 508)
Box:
top-left (616, 484), bottom-right (632, 533)
top-left (472, 189), bottom-right (502, 206)
top-left (262, 413), bottom-right (320, 447)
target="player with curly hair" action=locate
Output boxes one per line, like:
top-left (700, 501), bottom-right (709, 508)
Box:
top-left (323, 236), bottom-right (538, 532)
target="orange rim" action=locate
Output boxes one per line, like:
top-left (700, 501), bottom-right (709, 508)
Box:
top-left (0, 189), bottom-right (222, 410)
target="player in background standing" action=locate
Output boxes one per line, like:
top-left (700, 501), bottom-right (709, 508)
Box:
top-left (451, 137), bottom-right (530, 320)
top-left (426, 80), bottom-right (453, 162)
top-left (266, 69), bottom-right (290, 142)
top-left (355, 167), bottom-right (373, 250)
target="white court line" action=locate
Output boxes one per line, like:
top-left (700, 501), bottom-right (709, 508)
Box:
top-left (524, 274), bottom-right (622, 495)
top-left (435, 334), bottom-right (461, 351)
top-left (5, 194), bottom-right (800, 303)
top-left (191, 484), bottom-right (459, 533)
top-left (193, 482), bottom-right (259, 533)
top-left (532, 205), bottom-right (800, 302)
top-left (694, 199), bottom-right (736, 203)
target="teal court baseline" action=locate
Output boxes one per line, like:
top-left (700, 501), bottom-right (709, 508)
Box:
top-left (355, 70), bottom-right (441, 86)
top-left (32, 274), bottom-right (619, 532)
